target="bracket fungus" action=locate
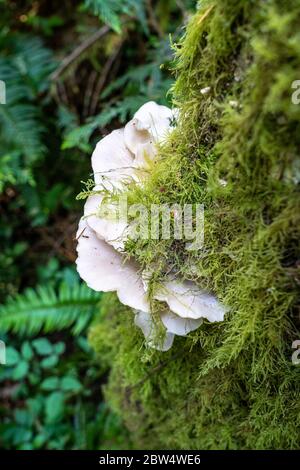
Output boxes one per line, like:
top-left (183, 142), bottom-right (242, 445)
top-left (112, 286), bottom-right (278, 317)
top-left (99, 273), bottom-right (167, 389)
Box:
top-left (76, 101), bottom-right (227, 351)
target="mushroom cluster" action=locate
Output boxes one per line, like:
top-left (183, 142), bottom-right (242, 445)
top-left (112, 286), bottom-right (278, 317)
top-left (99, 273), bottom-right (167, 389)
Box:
top-left (76, 101), bottom-right (226, 350)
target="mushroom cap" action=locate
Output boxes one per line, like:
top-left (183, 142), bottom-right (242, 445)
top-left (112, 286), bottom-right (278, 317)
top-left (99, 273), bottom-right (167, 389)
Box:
top-left (160, 310), bottom-right (203, 336)
top-left (92, 128), bottom-right (135, 191)
top-left (86, 104), bottom-right (175, 251)
top-left (153, 279), bottom-right (227, 322)
top-left (124, 101), bottom-right (174, 156)
top-left (134, 307), bottom-right (203, 350)
top-left (83, 193), bottom-right (129, 252)
top-left (76, 218), bottom-right (149, 312)
top-left (134, 310), bottom-right (174, 351)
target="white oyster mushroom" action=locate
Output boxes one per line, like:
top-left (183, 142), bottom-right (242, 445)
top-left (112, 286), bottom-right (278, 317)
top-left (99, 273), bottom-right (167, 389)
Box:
top-left (124, 101), bottom-right (175, 157)
top-left (134, 308), bottom-right (203, 352)
top-left (92, 128), bottom-right (135, 191)
top-left (87, 125), bottom-right (142, 251)
top-left (76, 218), bottom-right (149, 312)
top-left (86, 107), bottom-right (173, 250)
top-left (134, 310), bottom-right (174, 352)
top-left (135, 275), bottom-right (225, 349)
top-left (160, 310), bottom-right (203, 336)
top-left (83, 193), bottom-right (129, 252)
top-left (76, 101), bottom-right (227, 351)
top-left (153, 279), bottom-right (227, 322)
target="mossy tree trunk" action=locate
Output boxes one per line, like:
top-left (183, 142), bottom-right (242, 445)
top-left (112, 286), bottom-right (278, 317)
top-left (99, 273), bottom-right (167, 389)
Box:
top-left (89, 0), bottom-right (300, 449)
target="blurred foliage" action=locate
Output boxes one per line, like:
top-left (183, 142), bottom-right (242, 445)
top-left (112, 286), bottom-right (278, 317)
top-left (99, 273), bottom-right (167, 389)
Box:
top-left (0, 261), bottom-right (130, 449)
top-left (0, 0), bottom-right (196, 450)
top-left (83, 0), bottom-right (148, 33)
top-left (0, 332), bottom-right (129, 449)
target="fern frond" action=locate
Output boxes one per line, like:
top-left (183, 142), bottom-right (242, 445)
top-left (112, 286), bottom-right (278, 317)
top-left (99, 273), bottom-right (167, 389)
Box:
top-left (62, 97), bottom-right (146, 151)
top-left (0, 282), bottom-right (102, 336)
top-left (0, 35), bottom-right (55, 174)
top-left (0, 103), bottom-right (45, 162)
top-left (84, 0), bottom-right (147, 33)
top-left (11, 36), bottom-right (55, 94)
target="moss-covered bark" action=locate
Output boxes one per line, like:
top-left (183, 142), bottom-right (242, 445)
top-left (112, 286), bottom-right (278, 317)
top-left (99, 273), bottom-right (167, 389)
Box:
top-left (89, 0), bottom-right (300, 449)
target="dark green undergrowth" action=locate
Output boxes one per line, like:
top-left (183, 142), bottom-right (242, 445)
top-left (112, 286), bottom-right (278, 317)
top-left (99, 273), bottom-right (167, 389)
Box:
top-left (1, 0), bottom-right (195, 449)
top-left (89, 0), bottom-right (300, 449)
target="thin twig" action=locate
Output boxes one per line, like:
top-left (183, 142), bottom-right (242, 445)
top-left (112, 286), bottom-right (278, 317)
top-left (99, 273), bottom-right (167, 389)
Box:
top-left (51, 25), bottom-right (111, 81)
top-left (146, 0), bottom-right (164, 38)
top-left (75, 226), bottom-right (86, 241)
top-left (89, 38), bottom-right (124, 115)
top-left (83, 69), bottom-right (98, 118)
top-left (56, 81), bottom-right (69, 106)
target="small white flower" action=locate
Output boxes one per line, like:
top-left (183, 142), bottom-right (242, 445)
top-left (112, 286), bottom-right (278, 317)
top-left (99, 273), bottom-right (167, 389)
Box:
top-left (76, 101), bottom-right (226, 351)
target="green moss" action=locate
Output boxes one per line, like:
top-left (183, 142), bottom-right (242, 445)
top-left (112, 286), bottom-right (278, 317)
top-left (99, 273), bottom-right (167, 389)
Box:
top-left (89, 0), bottom-right (300, 449)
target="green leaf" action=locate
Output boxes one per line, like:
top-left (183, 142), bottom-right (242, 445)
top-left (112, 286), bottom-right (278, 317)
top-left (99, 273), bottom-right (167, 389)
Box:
top-left (61, 376), bottom-right (82, 392)
top-left (76, 336), bottom-right (92, 353)
top-left (5, 346), bottom-right (20, 366)
top-left (62, 98), bottom-right (147, 152)
top-left (14, 409), bottom-right (33, 426)
top-left (12, 360), bottom-right (29, 380)
top-left (12, 427), bottom-right (33, 445)
top-left (41, 355), bottom-right (59, 369)
top-left (45, 391), bottom-right (65, 424)
top-left (53, 342), bottom-right (66, 356)
top-left (27, 396), bottom-right (43, 417)
top-left (32, 338), bottom-right (53, 355)
top-left (19, 442), bottom-right (33, 450)
top-left (28, 372), bottom-right (40, 386)
top-left (21, 341), bottom-right (34, 360)
top-left (41, 376), bottom-right (60, 390)
top-left (33, 434), bottom-right (47, 449)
